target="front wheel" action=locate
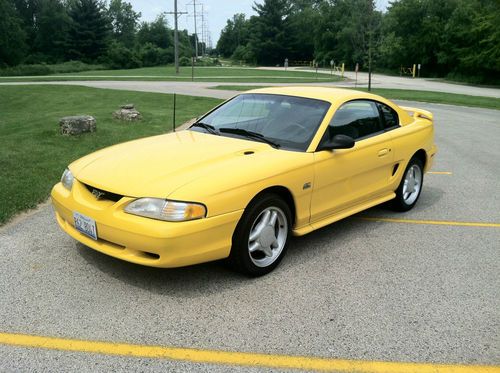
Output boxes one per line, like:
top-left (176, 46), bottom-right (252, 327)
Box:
top-left (392, 157), bottom-right (424, 211)
top-left (228, 193), bottom-right (291, 277)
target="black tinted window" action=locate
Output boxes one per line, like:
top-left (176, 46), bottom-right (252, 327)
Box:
top-left (196, 94), bottom-right (330, 151)
top-left (324, 100), bottom-right (383, 141)
top-left (378, 103), bottom-right (399, 129)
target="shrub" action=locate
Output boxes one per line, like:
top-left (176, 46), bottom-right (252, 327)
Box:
top-left (139, 43), bottom-right (161, 67)
top-left (105, 42), bottom-right (142, 69)
top-left (158, 47), bottom-right (174, 65)
top-left (179, 56), bottom-right (192, 66)
top-left (48, 61), bottom-right (105, 74)
top-left (0, 61), bottom-right (105, 76)
top-left (195, 57), bottom-right (221, 66)
top-left (0, 64), bottom-right (52, 76)
top-left (231, 45), bottom-right (255, 64)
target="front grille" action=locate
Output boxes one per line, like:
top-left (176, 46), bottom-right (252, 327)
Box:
top-left (83, 183), bottom-right (123, 202)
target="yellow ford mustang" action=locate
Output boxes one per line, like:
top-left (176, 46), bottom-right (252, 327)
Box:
top-left (51, 87), bottom-right (437, 276)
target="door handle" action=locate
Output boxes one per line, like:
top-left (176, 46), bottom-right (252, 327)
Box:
top-left (378, 148), bottom-right (390, 157)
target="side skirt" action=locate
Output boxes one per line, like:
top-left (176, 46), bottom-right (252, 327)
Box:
top-left (292, 192), bottom-right (396, 236)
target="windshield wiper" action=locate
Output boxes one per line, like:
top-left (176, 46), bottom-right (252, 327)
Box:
top-left (219, 128), bottom-right (281, 149)
top-left (191, 122), bottom-right (219, 135)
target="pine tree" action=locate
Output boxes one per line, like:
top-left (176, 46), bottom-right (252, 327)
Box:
top-left (34, 0), bottom-right (72, 62)
top-left (0, 0), bottom-right (28, 66)
top-left (67, 0), bottom-right (109, 62)
top-left (248, 0), bottom-right (292, 65)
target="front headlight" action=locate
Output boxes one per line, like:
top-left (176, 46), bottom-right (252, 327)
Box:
top-left (124, 198), bottom-right (207, 222)
top-left (61, 168), bottom-right (74, 190)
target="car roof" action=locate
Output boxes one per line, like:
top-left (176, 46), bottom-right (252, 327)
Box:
top-left (242, 86), bottom-right (387, 105)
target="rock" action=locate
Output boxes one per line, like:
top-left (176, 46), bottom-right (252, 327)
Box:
top-left (59, 115), bottom-right (96, 135)
top-left (113, 104), bottom-right (142, 121)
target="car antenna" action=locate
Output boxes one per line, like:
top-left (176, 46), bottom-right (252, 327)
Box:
top-left (173, 93), bottom-right (176, 132)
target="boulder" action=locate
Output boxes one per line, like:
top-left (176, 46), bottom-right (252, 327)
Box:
top-left (113, 104), bottom-right (142, 121)
top-left (59, 115), bottom-right (96, 135)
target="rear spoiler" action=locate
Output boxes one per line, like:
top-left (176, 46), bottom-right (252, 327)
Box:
top-left (400, 106), bottom-right (434, 122)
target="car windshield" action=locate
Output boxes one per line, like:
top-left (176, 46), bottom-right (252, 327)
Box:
top-left (191, 93), bottom-right (331, 151)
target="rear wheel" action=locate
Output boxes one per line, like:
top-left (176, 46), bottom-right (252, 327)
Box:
top-left (228, 193), bottom-right (291, 277)
top-left (392, 157), bottom-right (424, 211)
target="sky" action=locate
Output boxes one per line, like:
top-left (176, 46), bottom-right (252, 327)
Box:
top-left (129, 0), bottom-right (390, 46)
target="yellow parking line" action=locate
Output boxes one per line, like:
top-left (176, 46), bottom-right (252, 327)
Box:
top-left (360, 217), bottom-right (500, 228)
top-left (427, 171), bottom-right (453, 175)
top-left (0, 332), bottom-right (499, 373)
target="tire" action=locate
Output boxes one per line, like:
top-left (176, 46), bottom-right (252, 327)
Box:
top-left (392, 157), bottom-right (424, 212)
top-left (228, 193), bottom-right (292, 277)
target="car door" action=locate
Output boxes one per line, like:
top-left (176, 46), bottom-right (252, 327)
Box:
top-left (310, 100), bottom-right (395, 223)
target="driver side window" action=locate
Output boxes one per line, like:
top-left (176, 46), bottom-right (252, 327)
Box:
top-left (323, 100), bottom-right (383, 141)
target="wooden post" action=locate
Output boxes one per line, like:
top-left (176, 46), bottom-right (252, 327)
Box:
top-left (173, 93), bottom-right (176, 132)
top-left (191, 57), bottom-right (194, 81)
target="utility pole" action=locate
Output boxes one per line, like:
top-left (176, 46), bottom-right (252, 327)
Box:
top-left (201, 4), bottom-right (205, 57)
top-left (201, 7), bottom-right (210, 56)
top-left (192, 0), bottom-right (199, 59)
top-left (166, 0), bottom-right (187, 74)
top-left (367, 2), bottom-right (374, 92)
top-left (187, 0), bottom-right (207, 59)
top-left (368, 29), bottom-right (372, 91)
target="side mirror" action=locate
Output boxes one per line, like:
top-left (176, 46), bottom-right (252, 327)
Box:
top-left (317, 134), bottom-right (355, 151)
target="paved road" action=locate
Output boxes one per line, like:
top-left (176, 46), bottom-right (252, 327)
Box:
top-left (0, 80), bottom-right (236, 99)
top-left (2, 69), bottom-right (500, 99)
top-left (258, 66), bottom-right (500, 98)
top-left (0, 97), bottom-right (499, 371)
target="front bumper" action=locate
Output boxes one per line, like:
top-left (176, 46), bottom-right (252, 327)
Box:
top-left (51, 180), bottom-right (243, 268)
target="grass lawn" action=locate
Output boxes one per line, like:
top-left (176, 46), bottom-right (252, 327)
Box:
top-left (0, 85), bottom-right (222, 225)
top-left (210, 85), bottom-right (500, 110)
top-left (0, 66), bottom-right (342, 83)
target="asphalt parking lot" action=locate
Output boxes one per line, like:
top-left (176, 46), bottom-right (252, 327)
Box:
top-left (0, 101), bottom-right (499, 372)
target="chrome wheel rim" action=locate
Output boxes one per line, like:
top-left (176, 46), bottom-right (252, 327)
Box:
top-left (402, 164), bottom-right (422, 205)
top-left (248, 207), bottom-right (288, 268)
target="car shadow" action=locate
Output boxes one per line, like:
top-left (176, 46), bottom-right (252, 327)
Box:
top-left (361, 185), bottom-right (444, 216)
top-left (76, 218), bottom-right (362, 298)
top-left (76, 187), bottom-right (443, 297)
top-left (76, 243), bottom-right (247, 298)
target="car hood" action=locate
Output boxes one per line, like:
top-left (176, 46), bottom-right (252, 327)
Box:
top-left (70, 130), bottom-right (274, 198)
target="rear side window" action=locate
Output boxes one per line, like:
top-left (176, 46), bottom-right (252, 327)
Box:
top-left (377, 103), bottom-right (399, 130)
top-left (325, 100), bottom-right (383, 140)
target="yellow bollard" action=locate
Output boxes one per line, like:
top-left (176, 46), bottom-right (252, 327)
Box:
top-left (341, 63), bottom-right (345, 78)
top-left (412, 64), bottom-right (416, 78)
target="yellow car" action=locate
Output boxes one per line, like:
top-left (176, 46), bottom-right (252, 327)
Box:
top-left (51, 87), bottom-right (437, 276)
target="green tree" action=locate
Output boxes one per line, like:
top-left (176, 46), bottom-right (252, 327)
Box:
top-left (217, 14), bottom-right (250, 58)
top-left (137, 14), bottom-right (172, 49)
top-left (248, 0), bottom-right (292, 65)
top-left (105, 40), bottom-right (141, 68)
top-left (286, 1), bottom-right (319, 61)
top-left (34, 0), bottom-right (72, 62)
top-left (0, 0), bottom-right (28, 66)
top-left (12, 0), bottom-right (39, 50)
top-left (314, 0), bottom-right (381, 69)
top-left (379, 0), bottom-right (457, 75)
top-left (107, 0), bottom-right (140, 48)
top-left (441, 0), bottom-right (500, 81)
top-left (177, 29), bottom-right (194, 58)
top-left (67, 0), bottom-right (110, 62)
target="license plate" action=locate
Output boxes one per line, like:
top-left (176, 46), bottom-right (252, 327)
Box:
top-left (73, 212), bottom-right (98, 240)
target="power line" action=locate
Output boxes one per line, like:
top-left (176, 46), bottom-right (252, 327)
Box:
top-left (187, 0), bottom-right (200, 59)
top-left (201, 4), bottom-right (205, 56)
top-left (200, 6), bottom-right (212, 54)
